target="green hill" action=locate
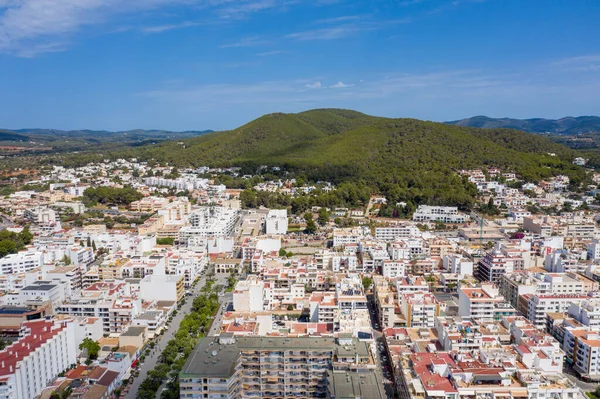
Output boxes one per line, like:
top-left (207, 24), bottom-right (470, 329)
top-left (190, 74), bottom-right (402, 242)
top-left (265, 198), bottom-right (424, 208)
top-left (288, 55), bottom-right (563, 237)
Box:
top-left (61, 109), bottom-right (585, 209)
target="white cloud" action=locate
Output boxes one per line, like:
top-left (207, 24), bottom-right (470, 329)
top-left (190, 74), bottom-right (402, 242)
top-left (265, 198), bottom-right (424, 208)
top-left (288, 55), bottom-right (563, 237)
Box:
top-left (286, 26), bottom-right (361, 41)
top-left (142, 21), bottom-right (201, 33)
top-left (256, 50), bottom-right (286, 56)
top-left (305, 81), bottom-right (322, 89)
top-left (220, 35), bottom-right (270, 48)
top-left (330, 81), bottom-right (353, 88)
top-left (552, 55), bottom-right (600, 72)
top-left (316, 15), bottom-right (360, 24)
top-left (0, 0), bottom-right (303, 56)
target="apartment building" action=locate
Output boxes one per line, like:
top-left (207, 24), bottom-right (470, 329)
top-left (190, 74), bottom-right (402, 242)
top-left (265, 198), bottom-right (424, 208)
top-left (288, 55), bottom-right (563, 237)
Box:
top-left (332, 228), bottom-right (363, 247)
top-left (179, 334), bottom-right (382, 399)
top-left (400, 293), bottom-right (440, 328)
top-left (265, 209), bottom-right (288, 234)
top-left (458, 284), bottom-right (504, 322)
top-left (19, 280), bottom-right (68, 310)
top-left (179, 206), bottom-right (240, 244)
top-left (568, 299), bottom-right (600, 329)
top-left (564, 329), bottom-right (600, 380)
top-left (56, 281), bottom-right (141, 333)
top-left (129, 196), bottom-right (170, 212)
top-left (0, 251), bottom-right (44, 275)
top-left (412, 205), bottom-right (467, 223)
top-left (166, 250), bottom-right (207, 287)
top-left (375, 225), bottom-right (420, 241)
top-left (23, 206), bottom-right (58, 224)
top-left (140, 274), bottom-right (185, 302)
top-left (442, 254), bottom-right (474, 277)
top-left (500, 271), bottom-right (588, 309)
top-left (476, 244), bottom-right (526, 284)
top-left (525, 294), bottom-right (589, 329)
top-left (382, 260), bottom-right (407, 278)
top-left (0, 319), bottom-right (80, 399)
top-left (233, 277), bottom-right (265, 312)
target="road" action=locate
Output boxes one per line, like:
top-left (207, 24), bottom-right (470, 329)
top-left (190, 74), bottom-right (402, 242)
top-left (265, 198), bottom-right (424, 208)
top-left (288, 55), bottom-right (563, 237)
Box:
top-left (125, 272), bottom-right (228, 399)
top-left (367, 293), bottom-right (396, 399)
top-left (564, 364), bottom-right (599, 392)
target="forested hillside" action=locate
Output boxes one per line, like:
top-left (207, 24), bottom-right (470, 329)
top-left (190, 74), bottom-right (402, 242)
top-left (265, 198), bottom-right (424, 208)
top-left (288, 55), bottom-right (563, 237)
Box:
top-left (47, 109), bottom-right (587, 209)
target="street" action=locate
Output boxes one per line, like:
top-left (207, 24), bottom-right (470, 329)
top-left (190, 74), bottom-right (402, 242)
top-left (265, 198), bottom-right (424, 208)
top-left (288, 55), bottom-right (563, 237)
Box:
top-left (124, 271), bottom-right (229, 399)
top-left (367, 293), bottom-right (396, 399)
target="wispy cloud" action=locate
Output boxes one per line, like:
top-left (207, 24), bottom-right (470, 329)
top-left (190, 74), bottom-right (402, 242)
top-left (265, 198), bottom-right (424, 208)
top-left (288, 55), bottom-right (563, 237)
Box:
top-left (286, 26), bottom-right (362, 41)
top-left (0, 0), bottom-right (307, 56)
top-left (427, 0), bottom-right (488, 14)
top-left (304, 81), bottom-right (322, 89)
top-left (220, 35), bottom-right (271, 48)
top-left (256, 50), bottom-right (287, 56)
top-left (142, 21), bottom-right (201, 33)
top-left (316, 15), bottom-right (360, 24)
top-left (286, 18), bottom-right (410, 41)
top-left (330, 81), bottom-right (353, 88)
top-left (137, 57), bottom-right (600, 126)
top-left (552, 55), bottom-right (600, 72)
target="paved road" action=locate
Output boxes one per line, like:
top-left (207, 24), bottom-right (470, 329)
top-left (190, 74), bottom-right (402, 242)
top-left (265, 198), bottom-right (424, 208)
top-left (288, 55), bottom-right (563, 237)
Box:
top-left (150, 275), bottom-right (233, 399)
top-left (125, 272), bottom-right (228, 399)
top-left (367, 293), bottom-right (396, 399)
top-left (564, 364), bottom-right (598, 392)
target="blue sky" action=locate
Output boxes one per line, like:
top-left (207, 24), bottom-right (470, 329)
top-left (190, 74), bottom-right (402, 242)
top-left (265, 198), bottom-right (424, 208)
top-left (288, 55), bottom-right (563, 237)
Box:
top-left (0, 0), bottom-right (599, 131)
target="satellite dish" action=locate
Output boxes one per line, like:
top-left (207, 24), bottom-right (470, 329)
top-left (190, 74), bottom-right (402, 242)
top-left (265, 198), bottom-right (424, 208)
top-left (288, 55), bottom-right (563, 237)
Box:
top-left (211, 350), bottom-right (218, 357)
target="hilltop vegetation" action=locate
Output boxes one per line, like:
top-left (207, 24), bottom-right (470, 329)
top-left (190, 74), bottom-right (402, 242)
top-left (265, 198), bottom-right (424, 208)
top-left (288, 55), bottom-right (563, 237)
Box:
top-left (31, 109), bottom-right (589, 208)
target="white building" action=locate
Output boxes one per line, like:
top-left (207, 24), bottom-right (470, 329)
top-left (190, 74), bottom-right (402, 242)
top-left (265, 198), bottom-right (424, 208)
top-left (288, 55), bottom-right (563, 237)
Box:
top-left (265, 209), bottom-right (288, 234)
top-left (381, 260), bottom-right (407, 278)
top-left (443, 254), bottom-right (474, 276)
top-left (458, 284), bottom-right (504, 322)
top-left (19, 280), bottom-right (69, 310)
top-left (140, 274), bottom-right (184, 302)
top-left (179, 206), bottom-right (240, 245)
top-left (0, 252), bottom-right (44, 275)
top-left (0, 319), bottom-right (81, 399)
top-left (526, 294), bottom-right (589, 329)
top-left (374, 225), bottom-right (420, 241)
top-left (412, 205), bottom-right (467, 223)
top-left (23, 206), bottom-right (58, 224)
top-left (233, 277), bottom-right (265, 312)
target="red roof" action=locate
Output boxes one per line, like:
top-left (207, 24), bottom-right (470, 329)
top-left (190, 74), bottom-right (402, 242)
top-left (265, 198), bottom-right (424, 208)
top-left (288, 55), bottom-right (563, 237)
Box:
top-left (0, 319), bottom-right (69, 377)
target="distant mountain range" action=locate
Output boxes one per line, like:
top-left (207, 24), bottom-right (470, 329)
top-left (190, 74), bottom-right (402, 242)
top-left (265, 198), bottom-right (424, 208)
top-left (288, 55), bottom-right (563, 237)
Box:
top-left (446, 116), bottom-right (600, 135)
top-left (6, 128), bottom-right (213, 139)
top-left (0, 128), bottom-right (213, 153)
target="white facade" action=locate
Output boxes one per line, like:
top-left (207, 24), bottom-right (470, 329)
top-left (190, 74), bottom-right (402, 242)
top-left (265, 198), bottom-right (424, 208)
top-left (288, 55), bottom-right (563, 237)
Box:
top-left (265, 209), bottom-right (288, 234)
top-left (412, 205), bottom-right (467, 223)
top-left (233, 277), bottom-right (265, 312)
top-left (140, 274), bottom-right (183, 302)
top-left (375, 225), bottom-right (420, 241)
top-left (0, 319), bottom-right (80, 399)
top-left (0, 252), bottom-right (44, 275)
top-left (179, 206), bottom-right (240, 244)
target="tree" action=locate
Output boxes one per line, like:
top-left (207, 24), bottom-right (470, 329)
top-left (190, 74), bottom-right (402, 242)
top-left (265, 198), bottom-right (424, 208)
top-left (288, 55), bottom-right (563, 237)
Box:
top-left (157, 237), bottom-right (175, 245)
top-left (61, 255), bottom-right (72, 266)
top-left (318, 207), bottom-right (330, 226)
top-left (304, 212), bottom-right (317, 234)
top-left (278, 248), bottom-right (287, 257)
top-left (86, 236), bottom-right (92, 247)
top-left (362, 276), bottom-right (373, 291)
top-left (92, 241), bottom-right (97, 252)
top-left (79, 338), bottom-right (100, 360)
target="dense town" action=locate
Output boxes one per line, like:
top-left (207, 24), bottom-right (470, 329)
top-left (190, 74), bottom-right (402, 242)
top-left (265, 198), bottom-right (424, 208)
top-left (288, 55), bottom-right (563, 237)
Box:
top-left (0, 158), bottom-right (599, 399)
